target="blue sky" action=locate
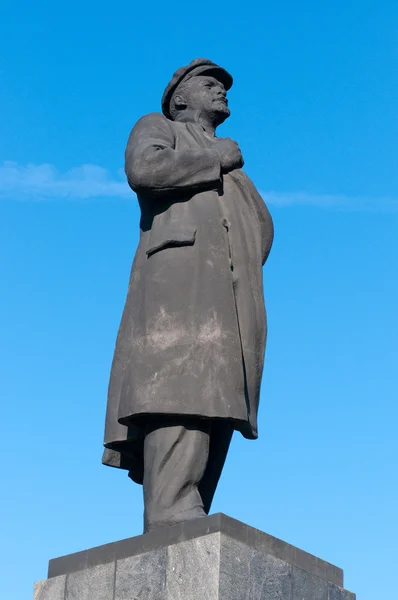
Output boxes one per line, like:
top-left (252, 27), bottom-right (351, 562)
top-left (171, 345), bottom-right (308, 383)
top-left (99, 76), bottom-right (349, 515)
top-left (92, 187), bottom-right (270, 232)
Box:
top-left (1, 1), bottom-right (397, 599)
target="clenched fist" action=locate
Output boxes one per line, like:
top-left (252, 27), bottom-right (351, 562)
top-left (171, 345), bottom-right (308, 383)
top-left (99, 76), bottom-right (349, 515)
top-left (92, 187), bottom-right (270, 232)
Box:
top-left (213, 137), bottom-right (244, 174)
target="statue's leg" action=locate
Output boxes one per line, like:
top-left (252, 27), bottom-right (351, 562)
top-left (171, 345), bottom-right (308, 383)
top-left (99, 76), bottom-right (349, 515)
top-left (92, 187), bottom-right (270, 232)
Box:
top-left (142, 417), bottom-right (211, 533)
top-left (199, 421), bottom-right (234, 514)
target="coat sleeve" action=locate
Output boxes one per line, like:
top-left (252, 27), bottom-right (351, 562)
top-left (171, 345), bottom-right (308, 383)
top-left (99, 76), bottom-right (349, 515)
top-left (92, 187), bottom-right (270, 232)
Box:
top-left (243, 175), bottom-right (274, 265)
top-left (259, 201), bottom-right (274, 265)
top-left (125, 113), bottom-right (222, 194)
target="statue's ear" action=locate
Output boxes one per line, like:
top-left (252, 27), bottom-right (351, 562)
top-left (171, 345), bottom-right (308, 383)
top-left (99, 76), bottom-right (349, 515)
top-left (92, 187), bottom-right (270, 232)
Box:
top-left (174, 94), bottom-right (187, 111)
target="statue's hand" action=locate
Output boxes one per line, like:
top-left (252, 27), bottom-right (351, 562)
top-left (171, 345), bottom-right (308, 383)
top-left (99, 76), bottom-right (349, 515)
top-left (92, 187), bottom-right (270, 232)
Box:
top-left (214, 137), bottom-right (244, 173)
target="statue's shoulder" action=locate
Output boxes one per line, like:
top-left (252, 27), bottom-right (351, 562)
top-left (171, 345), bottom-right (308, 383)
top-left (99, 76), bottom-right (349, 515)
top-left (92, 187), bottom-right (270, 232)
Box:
top-left (127, 113), bottom-right (176, 146)
top-left (132, 112), bottom-right (174, 131)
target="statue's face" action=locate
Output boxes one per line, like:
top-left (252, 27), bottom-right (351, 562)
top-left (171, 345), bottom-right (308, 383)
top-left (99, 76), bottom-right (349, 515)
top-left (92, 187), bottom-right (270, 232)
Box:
top-left (175, 75), bottom-right (230, 125)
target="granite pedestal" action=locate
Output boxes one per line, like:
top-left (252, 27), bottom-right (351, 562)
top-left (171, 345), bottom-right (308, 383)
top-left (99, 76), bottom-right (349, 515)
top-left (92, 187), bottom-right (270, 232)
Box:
top-left (34, 513), bottom-right (356, 600)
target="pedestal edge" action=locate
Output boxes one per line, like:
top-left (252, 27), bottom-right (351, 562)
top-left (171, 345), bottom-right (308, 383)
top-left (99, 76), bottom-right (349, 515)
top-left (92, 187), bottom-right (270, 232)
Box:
top-left (48, 513), bottom-right (343, 587)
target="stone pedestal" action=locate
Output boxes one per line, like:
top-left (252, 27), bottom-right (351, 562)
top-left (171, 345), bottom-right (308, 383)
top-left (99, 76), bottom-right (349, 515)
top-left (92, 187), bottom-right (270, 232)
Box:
top-left (34, 513), bottom-right (356, 599)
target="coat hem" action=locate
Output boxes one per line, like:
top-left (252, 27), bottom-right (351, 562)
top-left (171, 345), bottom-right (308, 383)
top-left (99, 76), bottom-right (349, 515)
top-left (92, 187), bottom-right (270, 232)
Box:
top-left (102, 412), bottom-right (258, 481)
top-left (117, 411), bottom-right (258, 440)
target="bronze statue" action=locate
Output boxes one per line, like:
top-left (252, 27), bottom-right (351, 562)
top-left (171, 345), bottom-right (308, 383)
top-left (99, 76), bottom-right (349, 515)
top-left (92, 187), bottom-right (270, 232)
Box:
top-left (103, 58), bottom-right (274, 533)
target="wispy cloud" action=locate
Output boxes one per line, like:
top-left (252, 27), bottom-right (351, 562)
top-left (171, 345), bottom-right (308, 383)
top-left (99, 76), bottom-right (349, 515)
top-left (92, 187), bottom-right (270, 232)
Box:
top-left (0, 161), bottom-right (130, 200)
top-left (1, 161), bottom-right (397, 212)
top-left (263, 191), bottom-right (398, 212)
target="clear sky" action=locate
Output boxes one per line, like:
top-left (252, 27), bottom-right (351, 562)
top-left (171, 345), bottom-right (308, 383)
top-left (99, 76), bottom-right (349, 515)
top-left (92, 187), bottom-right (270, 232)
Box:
top-left (1, 2), bottom-right (397, 599)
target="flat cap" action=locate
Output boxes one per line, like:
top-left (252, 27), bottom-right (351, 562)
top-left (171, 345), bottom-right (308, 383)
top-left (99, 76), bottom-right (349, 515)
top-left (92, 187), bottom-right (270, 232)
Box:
top-left (161, 58), bottom-right (233, 120)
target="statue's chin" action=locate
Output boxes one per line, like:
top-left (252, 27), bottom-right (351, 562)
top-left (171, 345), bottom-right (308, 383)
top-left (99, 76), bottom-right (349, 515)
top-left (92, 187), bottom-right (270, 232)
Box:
top-left (214, 107), bottom-right (230, 127)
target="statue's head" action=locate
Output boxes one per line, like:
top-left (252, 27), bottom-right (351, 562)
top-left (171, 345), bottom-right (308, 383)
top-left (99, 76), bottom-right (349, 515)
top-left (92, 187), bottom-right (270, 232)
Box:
top-left (162, 59), bottom-right (233, 128)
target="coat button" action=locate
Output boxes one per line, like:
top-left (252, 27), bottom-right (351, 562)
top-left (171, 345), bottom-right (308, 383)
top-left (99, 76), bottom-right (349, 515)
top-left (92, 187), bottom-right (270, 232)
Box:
top-left (221, 217), bottom-right (230, 230)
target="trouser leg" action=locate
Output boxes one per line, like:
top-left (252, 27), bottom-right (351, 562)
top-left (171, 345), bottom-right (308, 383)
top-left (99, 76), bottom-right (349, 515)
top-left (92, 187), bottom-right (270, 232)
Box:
top-left (142, 418), bottom-right (234, 533)
top-left (143, 418), bottom-right (211, 533)
top-left (199, 421), bottom-right (234, 514)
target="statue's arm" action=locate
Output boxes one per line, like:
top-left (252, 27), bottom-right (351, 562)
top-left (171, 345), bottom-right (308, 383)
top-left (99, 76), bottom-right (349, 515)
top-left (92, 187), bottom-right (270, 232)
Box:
top-left (244, 176), bottom-right (274, 265)
top-left (125, 113), bottom-right (222, 194)
top-left (259, 201), bottom-right (274, 265)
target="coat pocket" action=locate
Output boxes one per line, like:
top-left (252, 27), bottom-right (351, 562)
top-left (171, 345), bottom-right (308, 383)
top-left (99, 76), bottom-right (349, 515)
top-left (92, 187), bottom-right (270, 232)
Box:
top-left (146, 224), bottom-right (197, 257)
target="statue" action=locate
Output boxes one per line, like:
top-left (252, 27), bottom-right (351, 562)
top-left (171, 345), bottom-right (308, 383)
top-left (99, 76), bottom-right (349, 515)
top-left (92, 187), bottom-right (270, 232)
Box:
top-left (102, 59), bottom-right (274, 533)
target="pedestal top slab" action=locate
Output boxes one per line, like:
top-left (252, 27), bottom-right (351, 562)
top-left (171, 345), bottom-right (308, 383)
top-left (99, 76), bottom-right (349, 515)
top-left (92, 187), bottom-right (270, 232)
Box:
top-left (48, 513), bottom-right (343, 587)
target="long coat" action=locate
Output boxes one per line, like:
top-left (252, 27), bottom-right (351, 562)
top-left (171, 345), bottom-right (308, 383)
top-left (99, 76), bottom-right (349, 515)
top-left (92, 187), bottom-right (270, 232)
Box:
top-left (102, 112), bottom-right (274, 482)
